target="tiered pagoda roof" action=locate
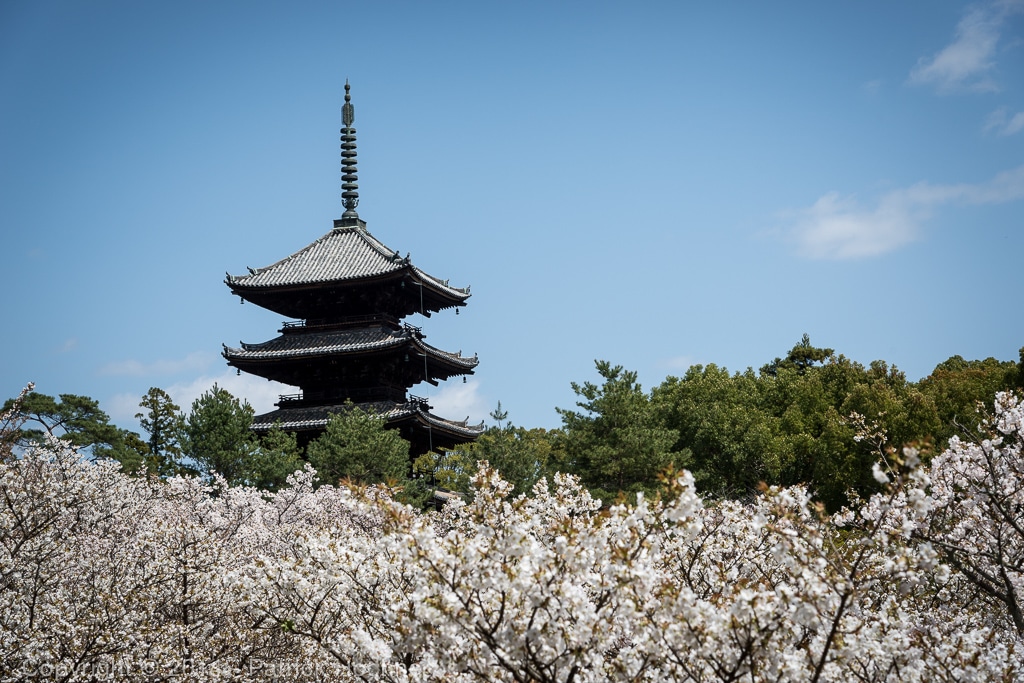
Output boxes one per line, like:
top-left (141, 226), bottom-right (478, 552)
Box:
top-left (223, 81), bottom-right (482, 453)
top-left (225, 218), bottom-right (471, 319)
top-left (250, 397), bottom-right (482, 454)
top-left (222, 321), bottom-right (478, 386)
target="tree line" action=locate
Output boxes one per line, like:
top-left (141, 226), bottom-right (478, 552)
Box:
top-left (1, 385), bottom-right (416, 499)
top-left (4, 336), bottom-right (1022, 510)
top-left (427, 336), bottom-right (1024, 510)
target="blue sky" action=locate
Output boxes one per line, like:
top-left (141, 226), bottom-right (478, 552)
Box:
top-left (2, 1), bottom-right (1023, 433)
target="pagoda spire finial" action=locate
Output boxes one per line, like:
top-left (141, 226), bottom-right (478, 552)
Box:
top-left (340, 80), bottom-right (359, 219)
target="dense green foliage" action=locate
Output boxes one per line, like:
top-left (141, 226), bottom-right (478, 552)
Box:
top-left (651, 352), bottom-right (943, 509)
top-left (136, 387), bottom-right (188, 477)
top-left (5, 338), bottom-right (1021, 511)
top-left (469, 425), bottom-right (554, 495)
top-left (567, 336), bottom-right (1022, 510)
top-left (555, 361), bottom-right (682, 502)
top-left (3, 385), bottom-right (305, 491)
top-left (247, 425), bottom-right (305, 491)
top-left (424, 403), bottom-right (555, 498)
top-left (182, 384), bottom-right (256, 483)
top-left (0, 390), bottom-right (148, 470)
top-left (918, 353), bottom-right (1023, 444)
top-left (306, 403), bottom-right (411, 486)
top-left (180, 384), bottom-right (303, 490)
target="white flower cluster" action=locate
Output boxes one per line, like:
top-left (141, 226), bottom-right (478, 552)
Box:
top-left (2, 393), bottom-right (1023, 682)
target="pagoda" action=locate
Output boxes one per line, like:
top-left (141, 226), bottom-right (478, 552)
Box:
top-left (223, 82), bottom-right (482, 455)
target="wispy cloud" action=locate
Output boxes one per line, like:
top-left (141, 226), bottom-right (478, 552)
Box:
top-left (57, 338), bottom-right (78, 354)
top-left (985, 107), bottom-right (1024, 135)
top-left (423, 379), bottom-right (488, 425)
top-left (99, 351), bottom-right (214, 377)
top-left (659, 355), bottom-right (699, 373)
top-left (106, 371), bottom-right (289, 424)
top-left (166, 372), bottom-right (289, 415)
top-left (106, 393), bottom-right (145, 424)
top-left (909, 1), bottom-right (1024, 93)
top-left (782, 165), bottom-right (1024, 259)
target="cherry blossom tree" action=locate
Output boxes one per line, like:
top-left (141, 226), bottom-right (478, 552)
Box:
top-left (2, 386), bottom-right (1022, 682)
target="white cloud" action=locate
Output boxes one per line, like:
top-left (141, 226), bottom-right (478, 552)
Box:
top-left (166, 372), bottom-right (291, 415)
top-left (985, 107), bottom-right (1024, 136)
top-left (785, 191), bottom-right (922, 260)
top-left (106, 392), bottom-right (145, 425)
top-left (99, 351), bottom-right (214, 377)
top-left (783, 165), bottom-right (1024, 260)
top-left (909, 1), bottom-right (1024, 93)
top-left (58, 338), bottom-right (78, 353)
top-left (106, 372), bottom-right (290, 424)
top-left (422, 379), bottom-right (488, 425)
top-left (926, 165), bottom-right (1024, 204)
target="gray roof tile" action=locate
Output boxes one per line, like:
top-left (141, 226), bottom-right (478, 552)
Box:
top-left (226, 225), bottom-right (469, 299)
top-left (223, 325), bottom-right (478, 369)
top-left (251, 400), bottom-right (485, 437)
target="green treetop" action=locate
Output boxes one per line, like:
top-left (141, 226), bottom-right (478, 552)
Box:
top-left (136, 387), bottom-right (188, 477)
top-left (182, 384), bottom-right (258, 485)
top-left (556, 360), bottom-right (681, 503)
top-left (181, 384), bottom-right (302, 490)
top-left (306, 404), bottom-right (411, 487)
top-left (2, 389), bottom-right (147, 471)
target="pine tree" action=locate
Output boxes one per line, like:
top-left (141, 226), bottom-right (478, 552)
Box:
top-left (556, 361), bottom-right (680, 503)
top-left (136, 387), bottom-right (187, 477)
top-left (306, 404), bottom-right (411, 486)
top-left (182, 384), bottom-right (258, 485)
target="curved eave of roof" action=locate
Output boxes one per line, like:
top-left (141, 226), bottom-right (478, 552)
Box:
top-left (251, 402), bottom-right (484, 438)
top-left (410, 337), bottom-right (479, 371)
top-left (414, 409), bottom-right (485, 435)
top-left (409, 265), bottom-right (471, 303)
top-left (222, 328), bottom-right (478, 370)
top-left (224, 225), bottom-right (470, 302)
top-left (223, 326), bottom-right (404, 361)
